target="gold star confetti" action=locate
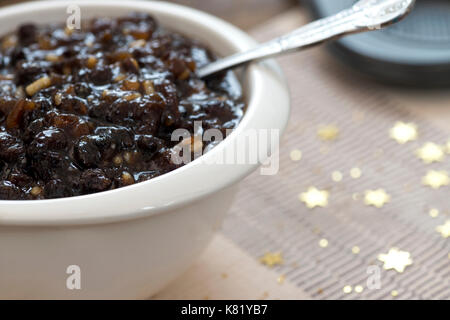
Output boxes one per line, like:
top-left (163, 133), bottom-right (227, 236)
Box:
top-left (429, 209), bottom-right (439, 218)
top-left (290, 149), bottom-right (302, 161)
top-left (260, 252), bottom-right (283, 268)
top-left (277, 274), bottom-right (285, 284)
top-left (350, 167), bottom-right (362, 179)
top-left (352, 246), bottom-right (361, 254)
top-left (378, 248), bottom-right (413, 273)
top-left (343, 285), bottom-right (352, 294)
top-left (331, 171), bottom-right (343, 182)
top-left (319, 238), bottom-right (329, 248)
top-left (354, 285), bottom-right (364, 293)
top-left (389, 121), bottom-right (418, 144)
top-left (422, 170), bottom-right (450, 189)
top-left (436, 221), bottom-right (450, 238)
top-left (415, 142), bottom-right (445, 164)
top-left (317, 125), bottom-right (339, 141)
top-left (364, 189), bottom-right (391, 208)
top-left (299, 187), bottom-right (329, 209)
top-left (391, 290), bottom-right (399, 297)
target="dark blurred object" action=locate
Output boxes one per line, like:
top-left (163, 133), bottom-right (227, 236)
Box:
top-left (304, 0), bottom-right (450, 87)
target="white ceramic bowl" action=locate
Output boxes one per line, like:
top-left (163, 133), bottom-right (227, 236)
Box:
top-left (0, 0), bottom-right (290, 299)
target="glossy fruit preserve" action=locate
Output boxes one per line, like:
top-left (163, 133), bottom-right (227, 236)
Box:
top-left (0, 13), bottom-right (244, 200)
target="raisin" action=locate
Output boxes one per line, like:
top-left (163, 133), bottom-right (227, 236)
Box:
top-left (58, 96), bottom-right (88, 115)
top-left (0, 131), bottom-right (25, 162)
top-left (95, 126), bottom-right (134, 149)
top-left (0, 181), bottom-right (24, 200)
top-left (80, 168), bottom-right (112, 193)
top-left (74, 136), bottom-right (101, 168)
top-left (31, 128), bottom-right (67, 150)
top-left (8, 172), bottom-right (32, 188)
top-left (18, 24), bottom-right (37, 46)
top-left (90, 65), bottom-right (113, 85)
top-left (136, 134), bottom-right (164, 154)
top-left (44, 179), bottom-right (71, 199)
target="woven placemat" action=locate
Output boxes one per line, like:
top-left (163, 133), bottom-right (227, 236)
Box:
top-left (221, 10), bottom-right (450, 300)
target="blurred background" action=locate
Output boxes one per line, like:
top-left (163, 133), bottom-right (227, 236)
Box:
top-left (2, 0), bottom-right (299, 30)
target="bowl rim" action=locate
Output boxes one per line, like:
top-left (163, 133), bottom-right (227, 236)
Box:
top-left (0, 0), bottom-right (290, 226)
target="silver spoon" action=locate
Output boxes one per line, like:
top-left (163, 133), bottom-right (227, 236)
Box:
top-left (197, 0), bottom-right (416, 78)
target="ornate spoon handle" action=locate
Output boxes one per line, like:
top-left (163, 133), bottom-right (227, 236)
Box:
top-left (197, 0), bottom-right (415, 78)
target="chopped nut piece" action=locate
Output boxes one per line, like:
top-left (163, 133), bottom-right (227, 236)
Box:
top-left (54, 92), bottom-right (62, 106)
top-left (123, 92), bottom-right (141, 101)
top-left (86, 56), bottom-right (98, 69)
top-left (123, 80), bottom-right (140, 91)
top-left (143, 80), bottom-right (155, 95)
top-left (178, 69), bottom-right (190, 81)
top-left (130, 30), bottom-right (149, 40)
top-left (46, 54), bottom-right (61, 62)
top-left (113, 155), bottom-right (123, 166)
top-left (64, 26), bottom-right (73, 36)
top-left (121, 171), bottom-right (134, 185)
top-left (26, 77), bottom-right (52, 96)
top-left (30, 186), bottom-right (42, 196)
top-left (181, 137), bottom-right (193, 146)
top-left (114, 74), bottom-right (126, 82)
top-left (114, 51), bottom-right (132, 61)
top-left (65, 85), bottom-right (75, 95)
top-left (187, 60), bottom-right (196, 72)
top-left (123, 151), bottom-right (132, 163)
top-left (181, 136), bottom-right (203, 153)
top-left (130, 39), bottom-right (146, 48)
top-left (192, 137), bottom-right (203, 153)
